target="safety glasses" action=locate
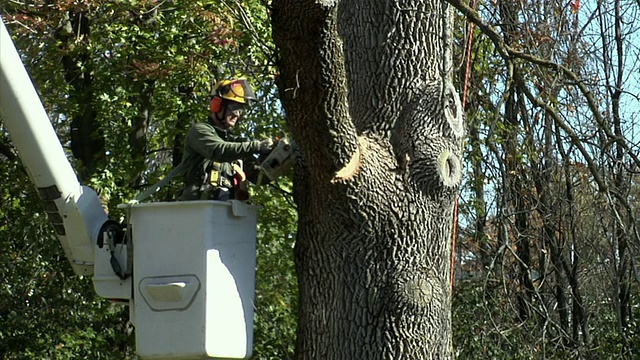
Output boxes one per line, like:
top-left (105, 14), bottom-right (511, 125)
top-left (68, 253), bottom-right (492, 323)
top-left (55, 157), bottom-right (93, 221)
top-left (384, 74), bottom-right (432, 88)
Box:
top-left (226, 102), bottom-right (245, 116)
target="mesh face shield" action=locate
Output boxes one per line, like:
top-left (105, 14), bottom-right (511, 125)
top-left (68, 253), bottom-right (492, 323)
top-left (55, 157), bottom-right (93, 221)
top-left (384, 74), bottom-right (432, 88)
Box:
top-left (215, 79), bottom-right (257, 104)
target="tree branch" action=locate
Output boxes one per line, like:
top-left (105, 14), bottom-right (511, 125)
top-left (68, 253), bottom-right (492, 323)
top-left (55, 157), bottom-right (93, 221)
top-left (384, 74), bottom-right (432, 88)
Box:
top-left (0, 140), bottom-right (17, 161)
top-left (271, 0), bottom-right (358, 178)
top-left (444, 0), bottom-right (640, 169)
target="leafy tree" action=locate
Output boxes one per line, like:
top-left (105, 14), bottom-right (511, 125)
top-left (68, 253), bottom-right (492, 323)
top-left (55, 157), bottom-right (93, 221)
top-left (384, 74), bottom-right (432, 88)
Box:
top-left (1, 1), bottom-right (295, 358)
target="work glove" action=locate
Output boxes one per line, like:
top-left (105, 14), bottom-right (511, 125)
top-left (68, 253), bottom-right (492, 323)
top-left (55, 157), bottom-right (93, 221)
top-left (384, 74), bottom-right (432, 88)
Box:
top-left (232, 161), bottom-right (250, 201)
top-left (256, 138), bottom-right (275, 155)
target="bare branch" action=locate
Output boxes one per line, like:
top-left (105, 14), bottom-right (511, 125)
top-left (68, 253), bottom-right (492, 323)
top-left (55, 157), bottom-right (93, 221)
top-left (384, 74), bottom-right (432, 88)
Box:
top-left (445, 0), bottom-right (640, 169)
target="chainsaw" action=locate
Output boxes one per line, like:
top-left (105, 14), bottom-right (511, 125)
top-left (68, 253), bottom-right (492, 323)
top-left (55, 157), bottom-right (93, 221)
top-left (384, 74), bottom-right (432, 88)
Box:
top-left (258, 137), bottom-right (295, 183)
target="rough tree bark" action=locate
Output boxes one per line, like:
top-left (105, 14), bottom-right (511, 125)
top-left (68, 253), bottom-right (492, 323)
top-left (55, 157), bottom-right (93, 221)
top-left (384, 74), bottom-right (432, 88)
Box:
top-left (271, 1), bottom-right (463, 358)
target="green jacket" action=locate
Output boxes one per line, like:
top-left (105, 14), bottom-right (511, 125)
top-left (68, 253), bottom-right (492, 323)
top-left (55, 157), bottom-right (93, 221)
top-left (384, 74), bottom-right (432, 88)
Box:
top-left (179, 120), bottom-right (260, 200)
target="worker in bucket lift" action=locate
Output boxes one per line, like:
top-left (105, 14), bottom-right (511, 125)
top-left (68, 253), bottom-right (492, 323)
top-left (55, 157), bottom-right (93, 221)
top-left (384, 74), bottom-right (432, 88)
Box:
top-left (178, 79), bottom-right (274, 201)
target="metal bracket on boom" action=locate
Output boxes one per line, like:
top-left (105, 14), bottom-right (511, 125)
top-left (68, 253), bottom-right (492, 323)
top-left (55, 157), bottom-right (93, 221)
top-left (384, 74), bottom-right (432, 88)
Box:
top-left (97, 220), bottom-right (132, 280)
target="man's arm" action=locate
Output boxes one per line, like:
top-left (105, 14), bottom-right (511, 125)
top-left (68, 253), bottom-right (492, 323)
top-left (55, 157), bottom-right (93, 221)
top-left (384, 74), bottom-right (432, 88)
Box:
top-left (187, 123), bottom-right (260, 162)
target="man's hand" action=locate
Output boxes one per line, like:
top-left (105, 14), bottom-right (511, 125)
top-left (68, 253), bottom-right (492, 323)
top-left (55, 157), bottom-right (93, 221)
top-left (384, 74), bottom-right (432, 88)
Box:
top-left (257, 138), bottom-right (275, 154)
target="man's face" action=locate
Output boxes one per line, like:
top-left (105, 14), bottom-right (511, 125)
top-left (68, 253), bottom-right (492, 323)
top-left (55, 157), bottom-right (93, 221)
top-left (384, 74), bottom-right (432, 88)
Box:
top-left (222, 101), bottom-right (244, 128)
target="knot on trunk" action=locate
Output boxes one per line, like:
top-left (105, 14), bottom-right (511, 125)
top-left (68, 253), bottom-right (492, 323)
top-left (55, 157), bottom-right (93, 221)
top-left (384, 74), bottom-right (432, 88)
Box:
top-left (389, 271), bottom-right (445, 316)
top-left (391, 80), bottom-right (464, 195)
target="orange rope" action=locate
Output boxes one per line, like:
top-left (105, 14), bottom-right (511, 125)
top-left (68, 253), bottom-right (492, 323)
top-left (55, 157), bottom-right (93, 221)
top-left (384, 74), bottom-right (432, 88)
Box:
top-left (451, 0), bottom-right (476, 289)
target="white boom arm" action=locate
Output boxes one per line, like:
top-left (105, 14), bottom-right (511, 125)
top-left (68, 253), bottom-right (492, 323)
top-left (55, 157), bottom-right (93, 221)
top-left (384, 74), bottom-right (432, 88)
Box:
top-left (0, 19), bottom-right (108, 276)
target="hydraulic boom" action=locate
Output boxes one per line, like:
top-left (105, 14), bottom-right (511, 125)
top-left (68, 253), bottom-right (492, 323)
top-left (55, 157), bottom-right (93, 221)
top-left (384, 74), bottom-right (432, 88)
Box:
top-left (0, 19), bottom-right (108, 276)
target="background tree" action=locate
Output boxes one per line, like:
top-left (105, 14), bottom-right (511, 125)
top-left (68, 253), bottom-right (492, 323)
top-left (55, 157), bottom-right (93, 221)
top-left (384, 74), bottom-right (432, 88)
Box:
top-left (448, 0), bottom-right (640, 358)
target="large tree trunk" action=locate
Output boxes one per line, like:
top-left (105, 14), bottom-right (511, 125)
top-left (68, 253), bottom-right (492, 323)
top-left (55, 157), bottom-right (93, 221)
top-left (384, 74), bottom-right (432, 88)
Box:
top-left (271, 1), bottom-right (463, 358)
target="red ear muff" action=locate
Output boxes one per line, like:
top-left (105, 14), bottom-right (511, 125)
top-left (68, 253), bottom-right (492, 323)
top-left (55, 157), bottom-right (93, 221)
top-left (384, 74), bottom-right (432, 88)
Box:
top-left (210, 96), bottom-right (222, 113)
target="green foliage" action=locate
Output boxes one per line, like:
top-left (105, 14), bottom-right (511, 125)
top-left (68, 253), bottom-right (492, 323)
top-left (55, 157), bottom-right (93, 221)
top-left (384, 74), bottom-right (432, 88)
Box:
top-left (453, 280), bottom-right (640, 359)
top-left (0, 162), bottom-right (135, 359)
top-left (452, 282), bottom-right (538, 359)
top-left (587, 285), bottom-right (640, 359)
top-left (252, 181), bottom-right (298, 359)
top-left (1, 0), bottom-right (297, 358)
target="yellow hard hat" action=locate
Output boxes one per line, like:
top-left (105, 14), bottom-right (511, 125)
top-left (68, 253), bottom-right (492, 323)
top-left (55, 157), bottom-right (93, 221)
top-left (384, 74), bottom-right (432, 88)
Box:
top-left (213, 79), bottom-right (257, 104)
